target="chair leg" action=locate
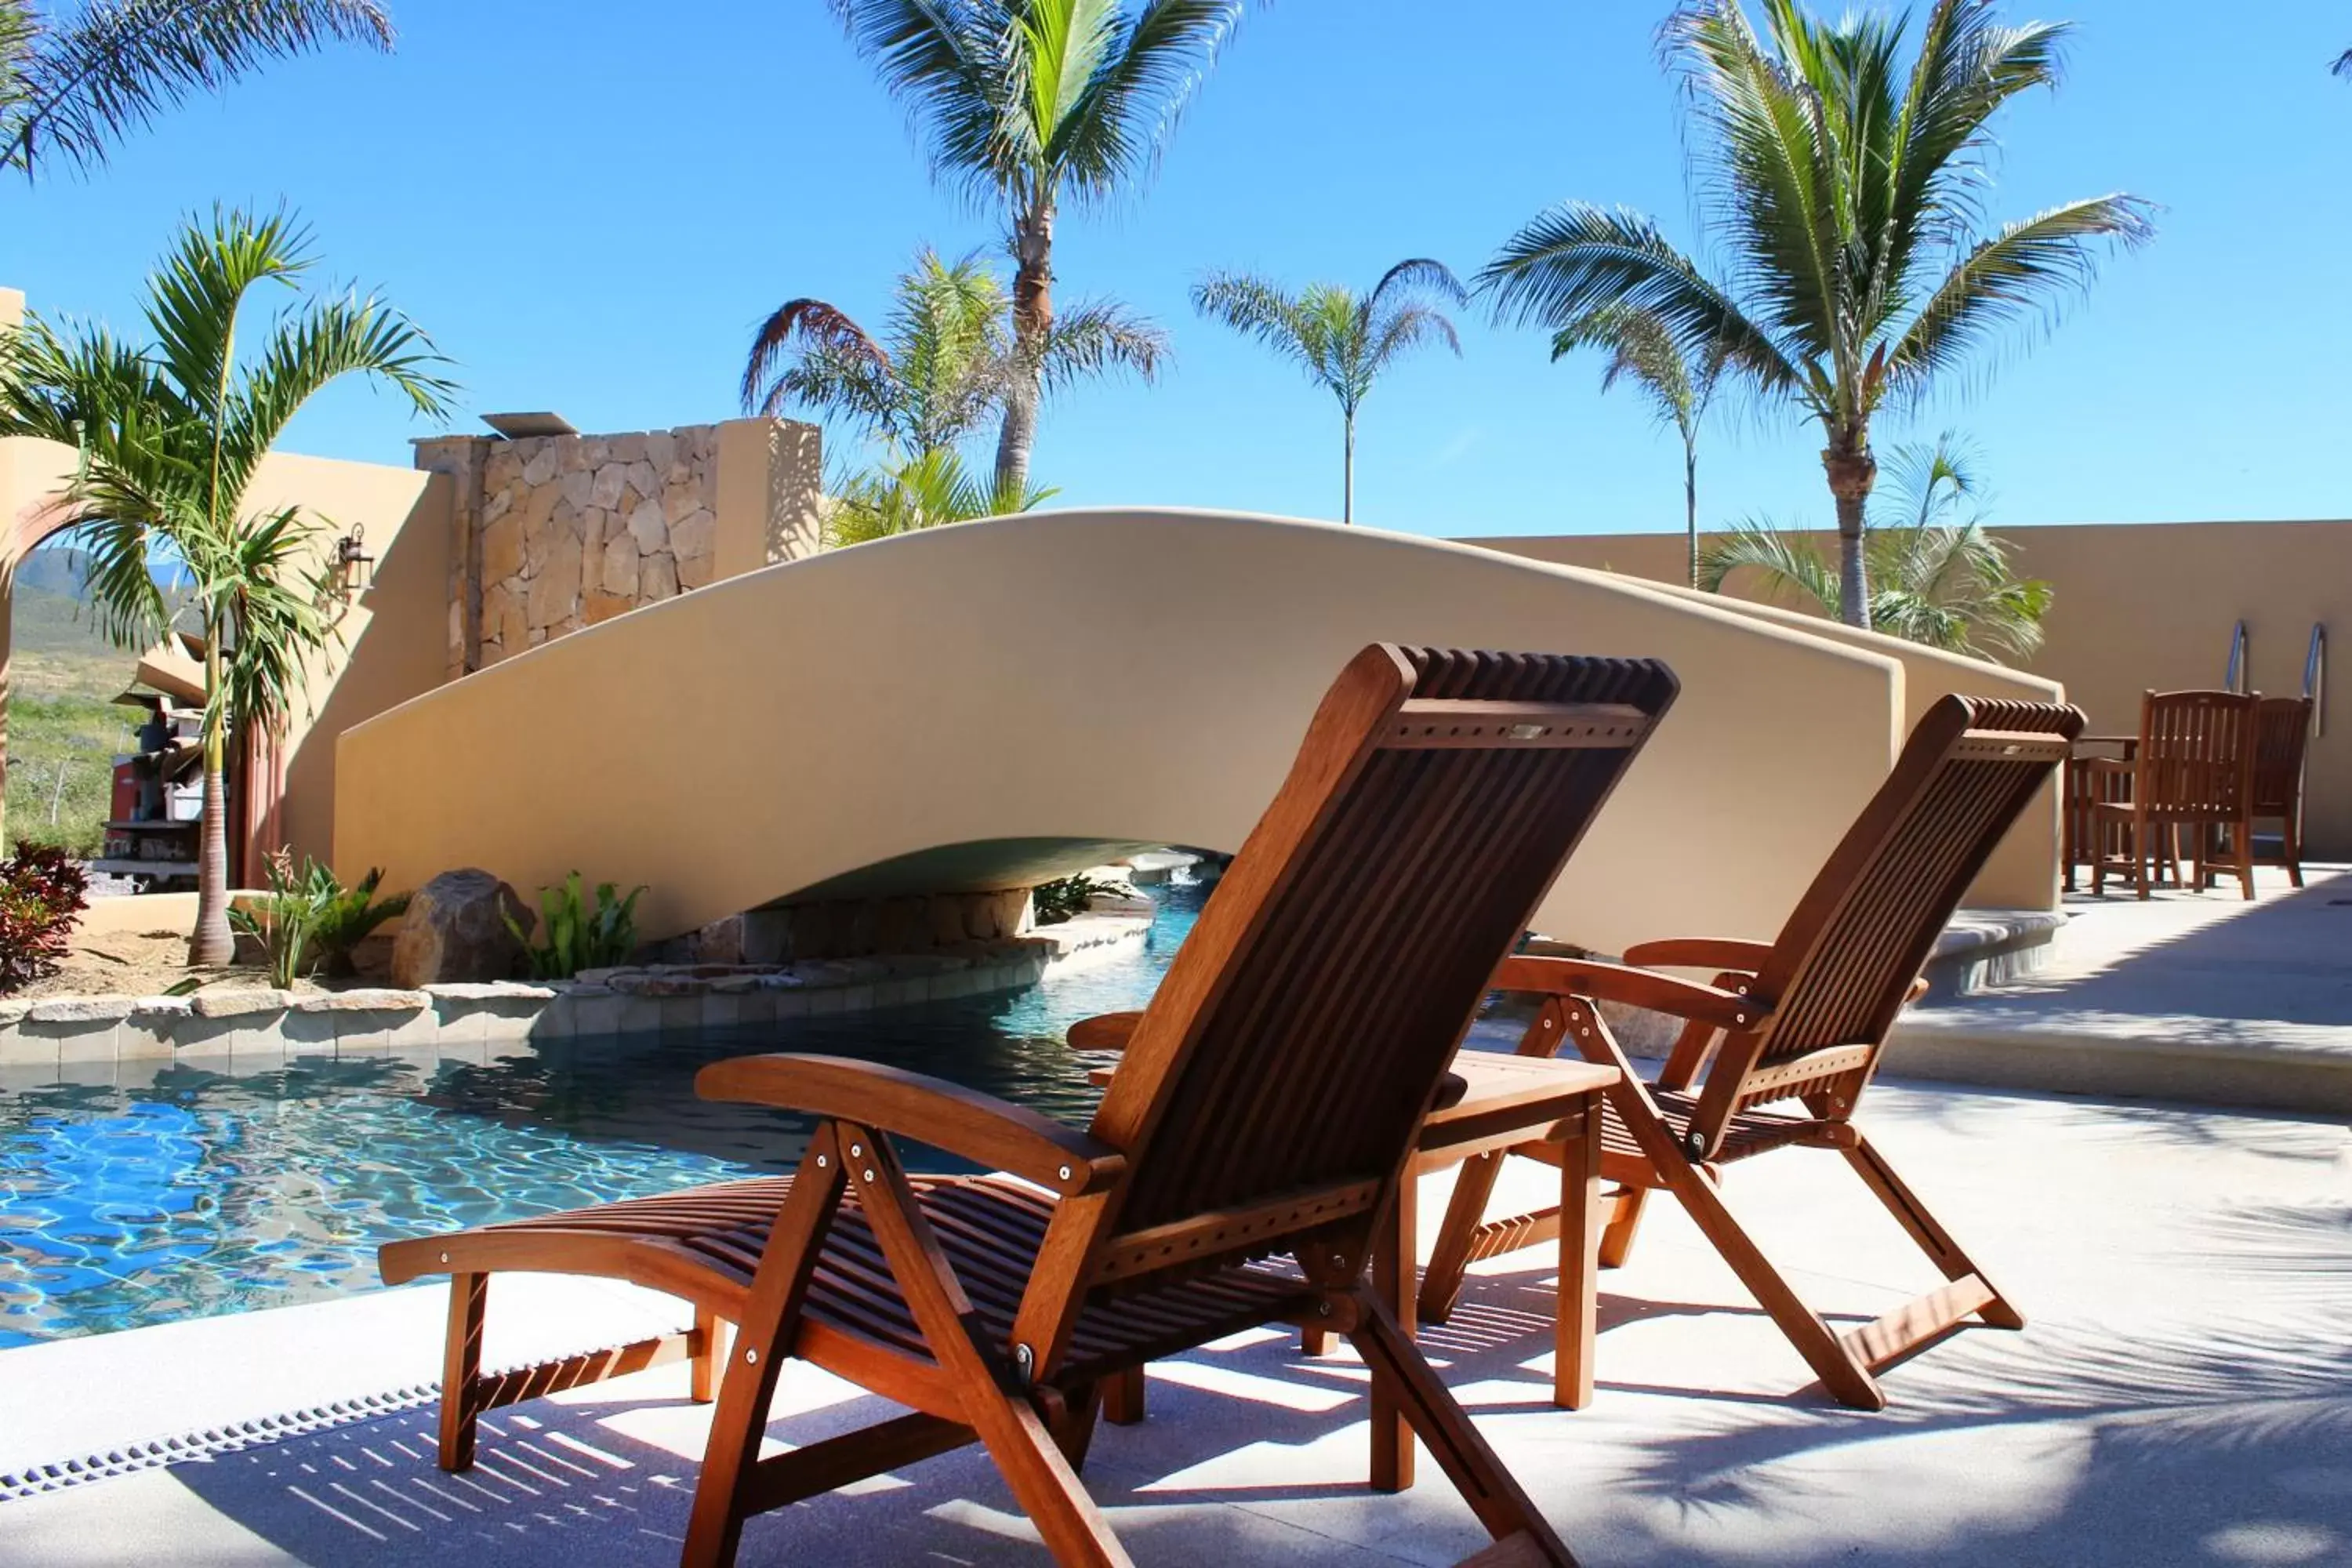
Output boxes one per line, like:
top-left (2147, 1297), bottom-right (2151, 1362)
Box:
top-left (1843, 1134), bottom-right (2023, 1331)
top-left (1347, 1290), bottom-right (1577, 1566)
top-left (1656, 1158), bottom-right (1886, 1410)
top-left (690, 1307), bottom-right (722, 1403)
top-left (1102, 1365), bottom-right (1146, 1427)
top-left (437, 1272), bottom-right (487, 1472)
top-left (1597, 1186), bottom-right (1649, 1269)
top-left (1420, 1151), bottom-right (1505, 1324)
top-left (852, 1131), bottom-right (1131, 1568)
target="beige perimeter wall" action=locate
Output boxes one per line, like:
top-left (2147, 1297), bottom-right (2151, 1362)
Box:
top-left (337, 508), bottom-right (2055, 959)
top-left (1475, 521), bottom-right (2347, 858)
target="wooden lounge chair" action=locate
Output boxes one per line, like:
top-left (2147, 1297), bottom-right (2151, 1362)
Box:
top-left (2204, 695), bottom-right (2314, 891)
top-left (1418, 694), bottom-right (2083, 1411)
top-left (2086, 689), bottom-right (2259, 900)
top-left (380, 644), bottom-right (1679, 1568)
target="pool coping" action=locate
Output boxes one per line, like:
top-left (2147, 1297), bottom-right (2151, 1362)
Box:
top-left (0, 913), bottom-right (1151, 1073)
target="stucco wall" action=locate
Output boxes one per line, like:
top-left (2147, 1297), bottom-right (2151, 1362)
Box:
top-left (0, 436), bottom-right (450, 865)
top-left (1472, 521), bottom-right (2347, 858)
top-left (336, 508), bottom-right (1924, 959)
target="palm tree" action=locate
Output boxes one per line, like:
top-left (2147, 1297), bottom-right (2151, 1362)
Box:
top-left (0, 0), bottom-right (391, 183)
top-left (1482, 0), bottom-right (2151, 628)
top-left (0, 207), bottom-right (452, 964)
top-left (828, 0), bottom-right (1253, 495)
top-left (1191, 259), bottom-right (1466, 524)
top-left (1698, 432), bottom-right (2053, 662)
top-left (1554, 305), bottom-right (1726, 586)
top-left (740, 247), bottom-right (1166, 464)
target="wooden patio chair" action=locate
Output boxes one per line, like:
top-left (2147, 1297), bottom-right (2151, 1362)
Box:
top-left (1417, 694), bottom-right (2083, 1411)
top-left (380, 644), bottom-right (1679, 1568)
top-left (2203, 695), bottom-right (2314, 891)
top-left (2086, 689), bottom-right (2260, 900)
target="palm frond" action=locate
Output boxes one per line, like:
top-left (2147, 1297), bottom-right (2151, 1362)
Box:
top-left (1035, 296), bottom-right (1168, 394)
top-left (1049, 0), bottom-right (1250, 205)
top-left (1697, 516), bottom-right (1840, 614)
top-left (1190, 268), bottom-right (1327, 381)
top-left (2, 0), bottom-right (392, 180)
top-left (218, 287), bottom-right (454, 503)
top-left (739, 297), bottom-right (890, 417)
top-left (1480, 201), bottom-right (1803, 401)
top-left (1884, 194), bottom-right (2154, 402)
top-left (827, 0), bottom-right (1007, 197)
top-left (826, 445), bottom-right (1054, 545)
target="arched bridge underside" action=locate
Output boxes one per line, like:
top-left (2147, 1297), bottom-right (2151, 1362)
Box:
top-left (336, 510), bottom-right (2061, 956)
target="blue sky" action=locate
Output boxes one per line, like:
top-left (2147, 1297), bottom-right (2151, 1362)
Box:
top-left (5, 1), bottom-right (2350, 539)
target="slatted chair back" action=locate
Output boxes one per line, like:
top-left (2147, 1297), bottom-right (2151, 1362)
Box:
top-left (2137, 688), bottom-right (2259, 820)
top-left (2251, 696), bottom-right (2314, 816)
top-left (1077, 645), bottom-right (1676, 1291)
top-left (1701, 696), bottom-right (2082, 1123)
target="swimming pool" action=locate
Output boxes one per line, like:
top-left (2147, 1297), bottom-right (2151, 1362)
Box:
top-left (0, 882), bottom-right (1209, 1347)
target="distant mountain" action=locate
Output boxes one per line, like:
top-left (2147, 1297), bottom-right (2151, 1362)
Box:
top-left (13, 544), bottom-right (187, 601)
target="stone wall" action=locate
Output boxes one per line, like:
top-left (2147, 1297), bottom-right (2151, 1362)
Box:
top-left (416, 416), bottom-right (821, 675)
top-left (477, 425), bottom-right (720, 663)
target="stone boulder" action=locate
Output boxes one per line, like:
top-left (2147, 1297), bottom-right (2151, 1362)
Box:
top-left (392, 869), bottom-right (534, 987)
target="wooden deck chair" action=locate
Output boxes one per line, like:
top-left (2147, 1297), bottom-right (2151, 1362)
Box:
top-left (2087, 689), bottom-right (2260, 901)
top-left (380, 644), bottom-right (1679, 1568)
top-left (2205, 695), bottom-right (2314, 891)
top-left (1419, 694), bottom-right (2083, 1412)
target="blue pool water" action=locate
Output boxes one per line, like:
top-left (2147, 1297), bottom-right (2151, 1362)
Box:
top-left (0, 881), bottom-right (1209, 1348)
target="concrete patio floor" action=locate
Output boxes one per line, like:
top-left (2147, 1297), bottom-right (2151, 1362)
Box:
top-left (1893, 865), bottom-right (2352, 1112)
top-left (2, 1074), bottom-right (2347, 1566)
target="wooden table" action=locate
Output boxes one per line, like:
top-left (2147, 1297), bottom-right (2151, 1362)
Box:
top-left (1088, 1044), bottom-right (1617, 1492)
top-left (1369, 1051), bottom-right (1618, 1490)
top-left (2065, 734), bottom-right (2140, 890)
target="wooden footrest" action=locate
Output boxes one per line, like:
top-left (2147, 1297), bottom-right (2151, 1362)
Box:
top-left (1839, 1276), bottom-right (1997, 1370)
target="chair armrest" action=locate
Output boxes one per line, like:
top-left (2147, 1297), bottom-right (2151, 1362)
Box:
top-left (1068, 1011), bottom-right (1143, 1053)
top-left (696, 1054), bottom-right (1127, 1198)
top-left (1491, 956), bottom-right (1767, 1032)
top-left (1619, 937), bottom-right (1777, 974)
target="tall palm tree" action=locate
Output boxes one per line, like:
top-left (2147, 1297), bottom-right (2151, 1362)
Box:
top-left (829, 0), bottom-right (1253, 495)
top-left (1482, 0), bottom-right (2151, 627)
top-left (0, 207), bottom-right (452, 964)
top-left (740, 247), bottom-right (1165, 464)
top-left (1555, 305), bottom-right (1726, 586)
top-left (1191, 259), bottom-right (1466, 524)
top-left (1698, 432), bottom-right (2053, 662)
top-left (0, 0), bottom-right (391, 183)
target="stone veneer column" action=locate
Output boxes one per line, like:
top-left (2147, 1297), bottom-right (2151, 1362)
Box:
top-left (415, 418), bottom-right (822, 673)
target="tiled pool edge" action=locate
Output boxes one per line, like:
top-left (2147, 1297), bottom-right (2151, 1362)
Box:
top-left (0, 913), bottom-right (1150, 1072)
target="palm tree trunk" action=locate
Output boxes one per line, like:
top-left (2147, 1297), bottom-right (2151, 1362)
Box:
top-left (1683, 442), bottom-right (1700, 589)
top-left (1342, 412), bottom-right (1356, 525)
top-left (189, 627), bottom-right (234, 967)
top-left (1823, 440), bottom-right (1876, 629)
top-left (996, 201), bottom-right (1056, 498)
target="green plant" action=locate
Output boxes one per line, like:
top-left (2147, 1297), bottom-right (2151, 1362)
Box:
top-left (829, 0), bottom-right (1254, 494)
top-left (1191, 260), bottom-right (1465, 524)
top-left (1699, 433), bottom-right (2053, 662)
top-left (1029, 873), bottom-right (1123, 927)
top-left (311, 865), bottom-right (408, 977)
top-left (0, 840), bottom-right (88, 993)
top-left (229, 848), bottom-right (329, 987)
top-left (0, 205), bottom-right (454, 963)
top-left (826, 448), bottom-right (1057, 546)
top-left (0, 0), bottom-right (391, 183)
top-left (1482, 0), bottom-right (2151, 627)
top-left (506, 873), bottom-right (644, 980)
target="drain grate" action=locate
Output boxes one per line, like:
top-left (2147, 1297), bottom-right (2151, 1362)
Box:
top-left (0, 1382), bottom-right (440, 1504)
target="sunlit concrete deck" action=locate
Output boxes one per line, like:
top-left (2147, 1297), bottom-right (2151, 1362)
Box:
top-left (1895, 866), bottom-right (2352, 1111)
top-left (3, 1075), bottom-right (2345, 1566)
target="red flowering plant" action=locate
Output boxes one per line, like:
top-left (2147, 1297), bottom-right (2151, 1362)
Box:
top-left (0, 842), bottom-right (90, 993)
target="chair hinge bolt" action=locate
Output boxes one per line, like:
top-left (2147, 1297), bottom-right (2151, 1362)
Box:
top-left (1014, 1344), bottom-right (1034, 1383)
top-left (1058, 1164), bottom-right (1073, 1182)
top-left (863, 1170), bottom-right (876, 1183)
top-left (815, 1154), bottom-right (828, 1169)
top-left (745, 1348), bottom-right (758, 1364)
top-left (848, 1143), bottom-right (862, 1158)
